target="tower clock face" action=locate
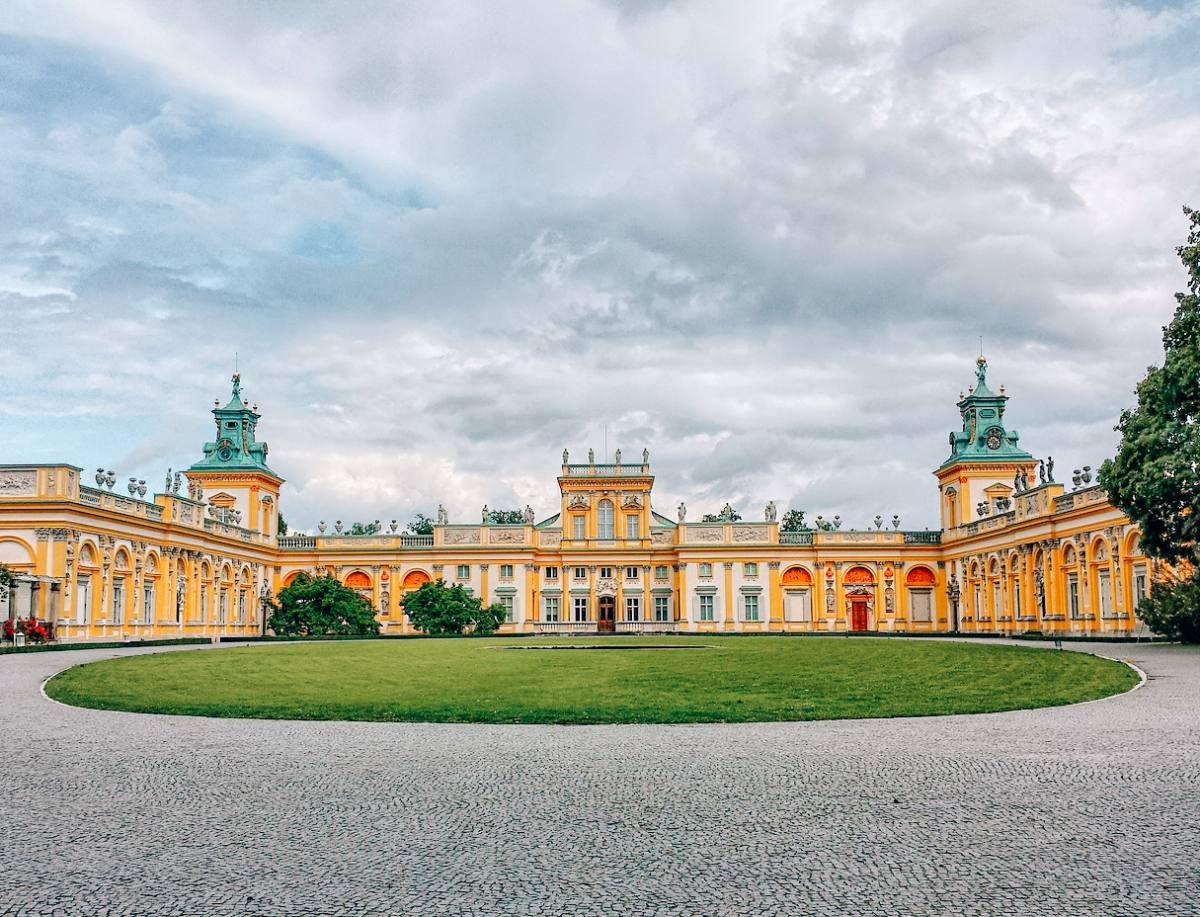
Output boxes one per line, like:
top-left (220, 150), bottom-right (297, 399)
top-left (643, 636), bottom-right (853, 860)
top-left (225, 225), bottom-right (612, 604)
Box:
top-left (218, 447), bottom-right (232, 461)
top-left (986, 428), bottom-right (1002, 450)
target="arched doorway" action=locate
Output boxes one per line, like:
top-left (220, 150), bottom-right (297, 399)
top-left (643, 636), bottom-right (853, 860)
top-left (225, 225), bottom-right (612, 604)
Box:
top-left (598, 596), bottom-right (615, 633)
top-left (844, 566), bottom-right (875, 632)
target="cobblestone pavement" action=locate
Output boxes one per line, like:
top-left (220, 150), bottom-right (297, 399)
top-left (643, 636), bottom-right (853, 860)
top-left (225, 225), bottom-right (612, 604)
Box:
top-left (1, 640), bottom-right (1197, 916)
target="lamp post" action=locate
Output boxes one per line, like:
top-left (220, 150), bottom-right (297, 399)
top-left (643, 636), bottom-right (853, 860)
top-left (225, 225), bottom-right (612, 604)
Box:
top-left (947, 573), bottom-right (962, 633)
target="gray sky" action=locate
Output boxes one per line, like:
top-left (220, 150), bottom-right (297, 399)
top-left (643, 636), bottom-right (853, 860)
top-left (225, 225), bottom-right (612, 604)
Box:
top-left (0, 0), bottom-right (1197, 531)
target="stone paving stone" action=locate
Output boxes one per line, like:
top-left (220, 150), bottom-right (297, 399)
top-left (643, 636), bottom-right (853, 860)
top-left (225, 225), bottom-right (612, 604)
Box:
top-left (0, 640), bottom-right (1196, 916)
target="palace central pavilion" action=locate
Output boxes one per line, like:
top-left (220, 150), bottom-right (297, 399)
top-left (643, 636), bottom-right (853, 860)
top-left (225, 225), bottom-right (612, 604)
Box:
top-left (0, 357), bottom-right (1152, 640)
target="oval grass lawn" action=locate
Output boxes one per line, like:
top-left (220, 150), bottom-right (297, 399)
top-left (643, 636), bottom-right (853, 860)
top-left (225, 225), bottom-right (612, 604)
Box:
top-left (43, 636), bottom-right (1139, 724)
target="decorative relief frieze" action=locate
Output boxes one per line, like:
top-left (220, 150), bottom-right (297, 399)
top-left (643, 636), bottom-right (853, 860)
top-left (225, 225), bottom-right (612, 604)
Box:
top-left (651, 531), bottom-right (672, 545)
top-left (689, 526), bottom-right (724, 543)
top-left (732, 525), bottom-right (768, 542)
top-left (540, 532), bottom-right (562, 547)
top-left (0, 469), bottom-right (36, 495)
top-left (488, 528), bottom-right (525, 544)
top-left (443, 528), bottom-right (481, 545)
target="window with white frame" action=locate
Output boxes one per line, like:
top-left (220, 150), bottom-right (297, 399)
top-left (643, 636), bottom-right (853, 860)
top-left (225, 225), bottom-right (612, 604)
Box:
top-left (654, 595), bottom-right (670, 621)
top-left (573, 515), bottom-right (586, 540)
top-left (573, 566), bottom-right (587, 580)
top-left (742, 594), bottom-right (759, 622)
top-left (78, 575), bottom-right (93, 623)
top-left (1099, 570), bottom-right (1113, 616)
top-left (699, 563), bottom-right (713, 578)
top-left (1013, 582), bottom-right (1021, 617)
top-left (625, 596), bottom-right (640, 621)
top-left (785, 589), bottom-right (812, 622)
top-left (990, 581), bottom-right (1000, 617)
top-left (456, 564), bottom-right (469, 580)
top-left (543, 595), bottom-right (560, 622)
top-left (1133, 565), bottom-right (1148, 610)
top-left (219, 588), bottom-right (228, 624)
top-left (500, 564), bottom-right (513, 579)
top-left (600, 566), bottom-right (613, 579)
top-left (545, 566), bottom-right (559, 581)
top-left (111, 577), bottom-right (124, 624)
top-left (572, 596), bottom-right (589, 622)
top-left (625, 565), bottom-right (639, 580)
top-left (176, 579), bottom-right (186, 623)
top-left (744, 562), bottom-right (758, 577)
top-left (1068, 574), bottom-right (1080, 618)
top-left (698, 594), bottom-right (715, 621)
top-left (655, 565), bottom-right (669, 581)
top-left (499, 594), bottom-right (515, 622)
top-left (625, 514), bottom-right (639, 539)
top-left (199, 585), bottom-right (208, 622)
top-left (909, 589), bottom-right (932, 623)
top-left (238, 590), bottom-right (247, 624)
top-left (143, 583), bottom-right (156, 623)
top-left (597, 500), bottom-right (615, 539)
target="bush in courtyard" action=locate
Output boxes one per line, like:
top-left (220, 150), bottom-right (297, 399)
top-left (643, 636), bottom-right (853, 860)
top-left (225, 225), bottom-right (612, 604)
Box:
top-left (3, 616), bottom-right (50, 644)
top-left (266, 574), bottom-right (380, 637)
top-left (1132, 569), bottom-right (1200, 644)
top-left (401, 580), bottom-right (507, 636)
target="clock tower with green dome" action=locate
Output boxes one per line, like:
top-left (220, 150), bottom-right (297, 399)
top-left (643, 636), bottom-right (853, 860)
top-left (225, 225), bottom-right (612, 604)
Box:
top-left (188, 373), bottom-right (284, 540)
top-left (935, 356), bottom-right (1037, 530)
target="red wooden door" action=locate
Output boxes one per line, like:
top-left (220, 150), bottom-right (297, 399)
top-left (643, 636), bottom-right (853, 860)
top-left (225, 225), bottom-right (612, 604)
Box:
top-left (598, 597), bottom-right (615, 633)
top-left (850, 599), bottom-right (869, 632)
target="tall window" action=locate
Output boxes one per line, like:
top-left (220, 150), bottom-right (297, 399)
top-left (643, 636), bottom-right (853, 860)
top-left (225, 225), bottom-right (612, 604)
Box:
top-left (1133, 565), bottom-right (1148, 610)
top-left (1012, 582), bottom-right (1021, 617)
top-left (625, 514), bottom-right (638, 539)
top-left (743, 594), bottom-right (759, 622)
top-left (909, 589), bottom-right (931, 623)
top-left (176, 579), bottom-right (186, 623)
top-left (78, 575), bottom-right (93, 623)
top-left (597, 500), bottom-right (615, 539)
top-left (1068, 574), bottom-right (1080, 618)
top-left (573, 515), bottom-right (585, 540)
top-left (543, 595), bottom-right (560, 622)
top-left (200, 585), bottom-right (208, 623)
top-left (143, 583), bottom-right (156, 624)
top-left (990, 582), bottom-right (1000, 617)
top-left (625, 596), bottom-right (641, 621)
top-left (786, 589), bottom-right (813, 622)
top-left (499, 594), bottom-right (514, 622)
top-left (698, 594), bottom-right (715, 621)
top-left (572, 596), bottom-right (589, 622)
top-left (111, 577), bottom-right (124, 624)
top-left (654, 595), bottom-right (670, 622)
top-left (1099, 571), bottom-right (1113, 616)
top-left (219, 588), bottom-right (228, 624)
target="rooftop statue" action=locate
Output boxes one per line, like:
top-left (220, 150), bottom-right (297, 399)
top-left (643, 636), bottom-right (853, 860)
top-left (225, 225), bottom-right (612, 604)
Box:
top-left (677, 501), bottom-right (686, 523)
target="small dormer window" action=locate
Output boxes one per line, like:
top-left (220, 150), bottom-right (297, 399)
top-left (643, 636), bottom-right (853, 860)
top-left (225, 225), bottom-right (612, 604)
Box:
top-left (225, 421), bottom-right (237, 429)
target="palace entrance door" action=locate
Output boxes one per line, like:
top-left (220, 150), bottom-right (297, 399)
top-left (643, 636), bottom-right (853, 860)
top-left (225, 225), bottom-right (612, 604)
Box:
top-left (849, 597), bottom-right (869, 632)
top-left (598, 596), bottom-right (616, 633)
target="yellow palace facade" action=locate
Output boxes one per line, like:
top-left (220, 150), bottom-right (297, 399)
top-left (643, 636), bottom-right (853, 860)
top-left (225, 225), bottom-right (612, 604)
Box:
top-left (0, 358), bottom-right (1154, 642)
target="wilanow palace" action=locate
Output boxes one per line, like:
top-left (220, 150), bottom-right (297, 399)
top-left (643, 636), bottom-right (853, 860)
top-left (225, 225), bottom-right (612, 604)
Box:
top-left (0, 357), bottom-right (1153, 641)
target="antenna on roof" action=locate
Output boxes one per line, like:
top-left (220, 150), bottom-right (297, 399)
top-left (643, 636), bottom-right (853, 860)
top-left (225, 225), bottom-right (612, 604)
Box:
top-left (604, 424), bottom-right (608, 463)
top-left (234, 351), bottom-right (239, 374)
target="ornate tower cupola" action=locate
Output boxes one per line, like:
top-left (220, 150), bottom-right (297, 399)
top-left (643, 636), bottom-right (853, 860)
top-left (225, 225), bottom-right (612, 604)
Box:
top-left (187, 373), bottom-right (284, 540)
top-left (935, 356), bottom-right (1035, 530)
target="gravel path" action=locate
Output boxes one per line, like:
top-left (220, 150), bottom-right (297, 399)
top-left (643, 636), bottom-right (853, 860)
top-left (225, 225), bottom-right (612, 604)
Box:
top-left (1, 639), bottom-right (1196, 916)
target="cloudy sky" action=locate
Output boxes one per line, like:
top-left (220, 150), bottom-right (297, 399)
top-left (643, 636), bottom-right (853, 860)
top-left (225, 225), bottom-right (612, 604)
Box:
top-left (0, 1), bottom-right (1197, 532)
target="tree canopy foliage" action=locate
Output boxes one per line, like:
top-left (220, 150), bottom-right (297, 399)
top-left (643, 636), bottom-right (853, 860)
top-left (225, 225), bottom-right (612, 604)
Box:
top-left (401, 580), bottom-right (507, 636)
top-left (486, 509), bottom-right (525, 525)
top-left (701, 509), bottom-right (742, 522)
top-left (349, 521), bottom-right (381, 535)
top-left (406, 513), bottom-right (434, 536)
top-left (780, 509), bottom-right (808, 532)
top-left (266, 573), bottom-right (380, 637)
top-left (1100, 205), bottom-right (1200, 641)
top-left (277, 514), bottom-right (288, 536)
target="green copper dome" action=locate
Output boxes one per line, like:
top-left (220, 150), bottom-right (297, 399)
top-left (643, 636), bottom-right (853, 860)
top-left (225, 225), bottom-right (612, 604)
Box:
top-left (189, 374), bottom-right (279, 477)
top-left (938, 357), bottom-right (1033, 470)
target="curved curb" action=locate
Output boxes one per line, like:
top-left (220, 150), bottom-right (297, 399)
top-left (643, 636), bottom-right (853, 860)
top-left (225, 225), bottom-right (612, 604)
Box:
top-left (33, 638), bottom-right (1151, 728)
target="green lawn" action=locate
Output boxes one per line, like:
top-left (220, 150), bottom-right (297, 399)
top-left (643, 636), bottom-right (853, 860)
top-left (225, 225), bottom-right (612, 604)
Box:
top-left (43, 636), bottom-right (1139, 724)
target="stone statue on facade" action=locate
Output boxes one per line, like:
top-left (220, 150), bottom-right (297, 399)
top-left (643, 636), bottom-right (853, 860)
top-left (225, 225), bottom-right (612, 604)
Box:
top-left (1013, 470), bottom-right (1024, 493)
top-left (764, 500), bottom-right (777, 523)
top-left (642, 448), bottom-right (649, 464)
top-left (481, 504), bottom-right (489, 524)
top-left (588, 448), bottom-right (594, 464)
top-left (976, 355), bottom-right (988, 387)
top-left (437, 504), bottom-right (448, 526)
top-left (720, 502), bottom-right (735, 521)
top-left (172, 471), bottom-right (182, 495)
top-left (1046, 456), bottom-right (1055, 483)
top-left (562, 449), bottom-right (569, 464)
top-left (165, 469), bottom-right (173, 493)
top-left (523, 504), bottom-right (535, 524)
top-left (677, 501), bottom-right (686, 523)
top-left (614, 448), bottom-right (621, 464)
top-left (1038, 459), bottom-right (1046, 485)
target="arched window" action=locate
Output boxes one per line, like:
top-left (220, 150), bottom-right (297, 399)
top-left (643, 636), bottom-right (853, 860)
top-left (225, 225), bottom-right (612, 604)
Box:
top-left (597, 500), bottom-right (615, 540)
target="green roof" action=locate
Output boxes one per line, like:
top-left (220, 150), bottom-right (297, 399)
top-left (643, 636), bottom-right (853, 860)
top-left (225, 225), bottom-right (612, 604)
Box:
top-left (939, 357), bottom-right (1033, 470)
top-left (189, 374), bottom-right (280, 478)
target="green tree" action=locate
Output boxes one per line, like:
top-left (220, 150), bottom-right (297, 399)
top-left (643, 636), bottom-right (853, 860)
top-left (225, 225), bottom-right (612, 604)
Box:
top-left (1100, 205), bottom-right (1200, 641)
top-left (486, 509), bottom-right (525, 525)
top-left (406, 513), bottom-right (434, 536)
top-left (266, 573), bottom-right (380, 637)
top-left (401, 580), bottom-right (507, 636)
top-left (701, 510), bottom-right (742, 522)
top-left (277, 514), bottom-right (289, 536)
top-left (780, 509), bottom-right (808, 532)
top-left (349, 521), bottom-right (381, 535)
